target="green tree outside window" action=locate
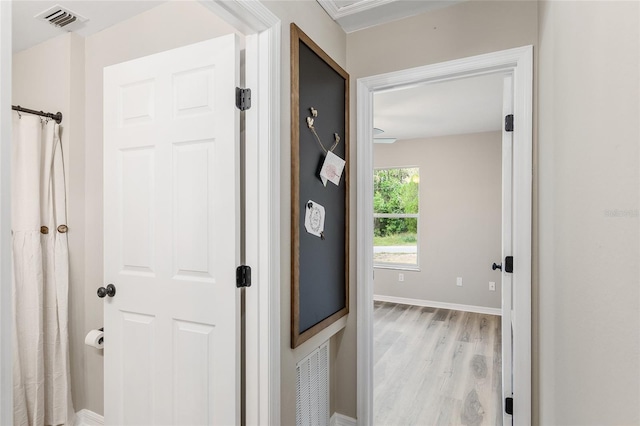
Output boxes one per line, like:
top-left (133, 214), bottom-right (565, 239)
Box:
top-left (373, 167), bottom-right (419, 266)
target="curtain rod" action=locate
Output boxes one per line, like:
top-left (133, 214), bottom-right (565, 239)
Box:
top-left (12, 105), bottom-right (62, 124)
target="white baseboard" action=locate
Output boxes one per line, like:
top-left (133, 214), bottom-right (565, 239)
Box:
top-left (75, 409), bottom-right (354, 426)
top-left (373, 294), bottom-right (501, 316)
top-left (76, 408), bottom-right (352, 426)
top-left (75, 409), bottom-right (104, 426)
top-left (75, 409), bottom-right (353, 426)
top-left (331, 412), bottom-right (357, 426)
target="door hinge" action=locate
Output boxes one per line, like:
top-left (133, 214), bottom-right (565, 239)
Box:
top-left (236, 87), bottom-right (251, 111)
top-left (505, 256), bottom-right (513, 273)
top-left (236, 265), bottom-right (252, 288)
top-left (505, 114), bottom-right (514, 132)
top-left (505, 397), bottom-right (513, 415)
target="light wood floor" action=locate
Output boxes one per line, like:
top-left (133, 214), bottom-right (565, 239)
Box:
top-left (373, 301), bottom-right (502, 426)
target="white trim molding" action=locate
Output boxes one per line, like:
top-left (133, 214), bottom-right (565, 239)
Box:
top-left (316, 0), bottom-right (464, 33)
top-left (357, 46), bottom-right (533, 426)
top-left (0, 2), bottom-right (12, 425)
top-left (317, 0), bottom-right (396, 19)
top-left (202, 1), bottom-right (282, 425)
top-left (356, 78), bottom-right (375, 426)
top-left (75, 409), bottom-right (104, 426)
top-left (330, 412), bottom-right (358, 426)
top-left (373, 294), bottom-right (502, 316)
top-left (200, 0), bottom-right (276, 34)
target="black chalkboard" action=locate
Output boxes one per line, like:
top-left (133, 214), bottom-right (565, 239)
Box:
top-left (291, 24), bottom-right (349, 348)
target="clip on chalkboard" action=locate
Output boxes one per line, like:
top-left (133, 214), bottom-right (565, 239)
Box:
top-left (304, 200), bottom-right (326, 238)
top-left (306, 106), bottom-right (345, 187)
top-left (319, 151), bottom-right (346, 186)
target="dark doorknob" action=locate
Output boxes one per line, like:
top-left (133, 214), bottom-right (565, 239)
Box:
top-left (492, 263), bottom-right (502, 271)
top-left (97, 284), bottom-right (116, 298)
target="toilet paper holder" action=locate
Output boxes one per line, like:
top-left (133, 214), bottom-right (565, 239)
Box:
top-left (85, 327), bottom-right (105, 349)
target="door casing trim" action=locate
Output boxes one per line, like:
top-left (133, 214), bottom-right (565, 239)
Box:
top-left (0, 3), bottom-right (12, 423)
top-left (201, 3), bottom-right (282, 424)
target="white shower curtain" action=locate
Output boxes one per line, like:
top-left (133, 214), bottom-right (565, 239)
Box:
top-left (12, 113), bottom-right (75, 426)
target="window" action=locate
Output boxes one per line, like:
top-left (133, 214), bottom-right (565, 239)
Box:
top-left (373, 167), bottom-right (419, 268)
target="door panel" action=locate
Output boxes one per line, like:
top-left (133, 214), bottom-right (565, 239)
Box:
top-left (173, 320), bottom-right (216, 425)
top-left (121, 312), bottom-right (155, 425)
top-left (104, 35), bottom-right (240, 425)
top-left (173, 140), bottom-right (216, 281)
top-left (120, 148), bottom-right (155, 275)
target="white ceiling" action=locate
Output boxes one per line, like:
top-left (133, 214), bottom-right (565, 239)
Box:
top-left (317, 0), bottom-right (464, 33)
top-left (373, 73), bottom-right (505, 141)
top-left (12, 1), bottom-right (165, 52)
top-left (13, 0), bottom-right (464, 52)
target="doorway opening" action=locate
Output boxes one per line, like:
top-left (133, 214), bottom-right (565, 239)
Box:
top-left (357, 46), bottom-right (533, 425)
top-left (371, 73), bottom-right (506, 425)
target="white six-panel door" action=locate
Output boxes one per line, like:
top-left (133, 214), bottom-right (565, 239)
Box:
top-left (103, 35), bottom-right (240, 425)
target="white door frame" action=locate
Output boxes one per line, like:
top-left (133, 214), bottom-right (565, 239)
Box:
top-left (357, 46), bottom-right (533, 425)
top-left (201, 3), bottom-right (281, 424)
top-left (0, 1), bottom-right (281, 424)
top-left (0, 2), bottom-right (12, 425)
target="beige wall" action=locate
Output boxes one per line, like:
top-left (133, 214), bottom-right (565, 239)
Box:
top-left (260, 2), bottom-right (349, 424)
top-left (82, 1), bottom-right (239, 414)
top-left (12, 32), bottom-right (86, 410)
top-left (344, 1), bottom-right (538, 419)
top-left (374, 132), bottom-right (502, 309)
top-left (537, 1), bottom-right (640, 424)
top-left (347, 1), bottom-right (538, 79)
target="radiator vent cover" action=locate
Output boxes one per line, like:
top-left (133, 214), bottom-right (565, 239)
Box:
top-left (296, 341), bottom-right (330, 426)
top-left (35, 5), bottom-right (88, 30)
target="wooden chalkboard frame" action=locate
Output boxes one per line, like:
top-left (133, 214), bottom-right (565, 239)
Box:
top-left (291, 23), bottom-right (349, 348)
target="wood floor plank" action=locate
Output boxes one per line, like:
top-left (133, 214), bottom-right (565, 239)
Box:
top-left (374, 303), bottom-right (502, 426)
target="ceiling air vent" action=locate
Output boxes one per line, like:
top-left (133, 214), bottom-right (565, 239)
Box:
top-left (35, 5), bottom-right (87, 29)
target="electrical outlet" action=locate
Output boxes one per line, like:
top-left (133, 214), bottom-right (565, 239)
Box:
top-left (398, 273), bottom-right (404, 282)
top-left (489, 281), bottom-right (496, 291)
top-left (456, 277), bottom-right (463, 287)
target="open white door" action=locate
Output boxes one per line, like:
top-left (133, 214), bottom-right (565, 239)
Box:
top-left (103, 35), bottom-right (240, 425)
top-left (501, 73), bottom-right (514, 426)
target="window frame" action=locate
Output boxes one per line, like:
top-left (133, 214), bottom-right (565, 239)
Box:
top-left (372, 166), bottom-right (420, 271)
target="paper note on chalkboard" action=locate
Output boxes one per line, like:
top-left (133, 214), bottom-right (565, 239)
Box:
top-left (304, 200), bottom-right (325, 238)
top-left (320, 151), bottom-right (345, 186)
